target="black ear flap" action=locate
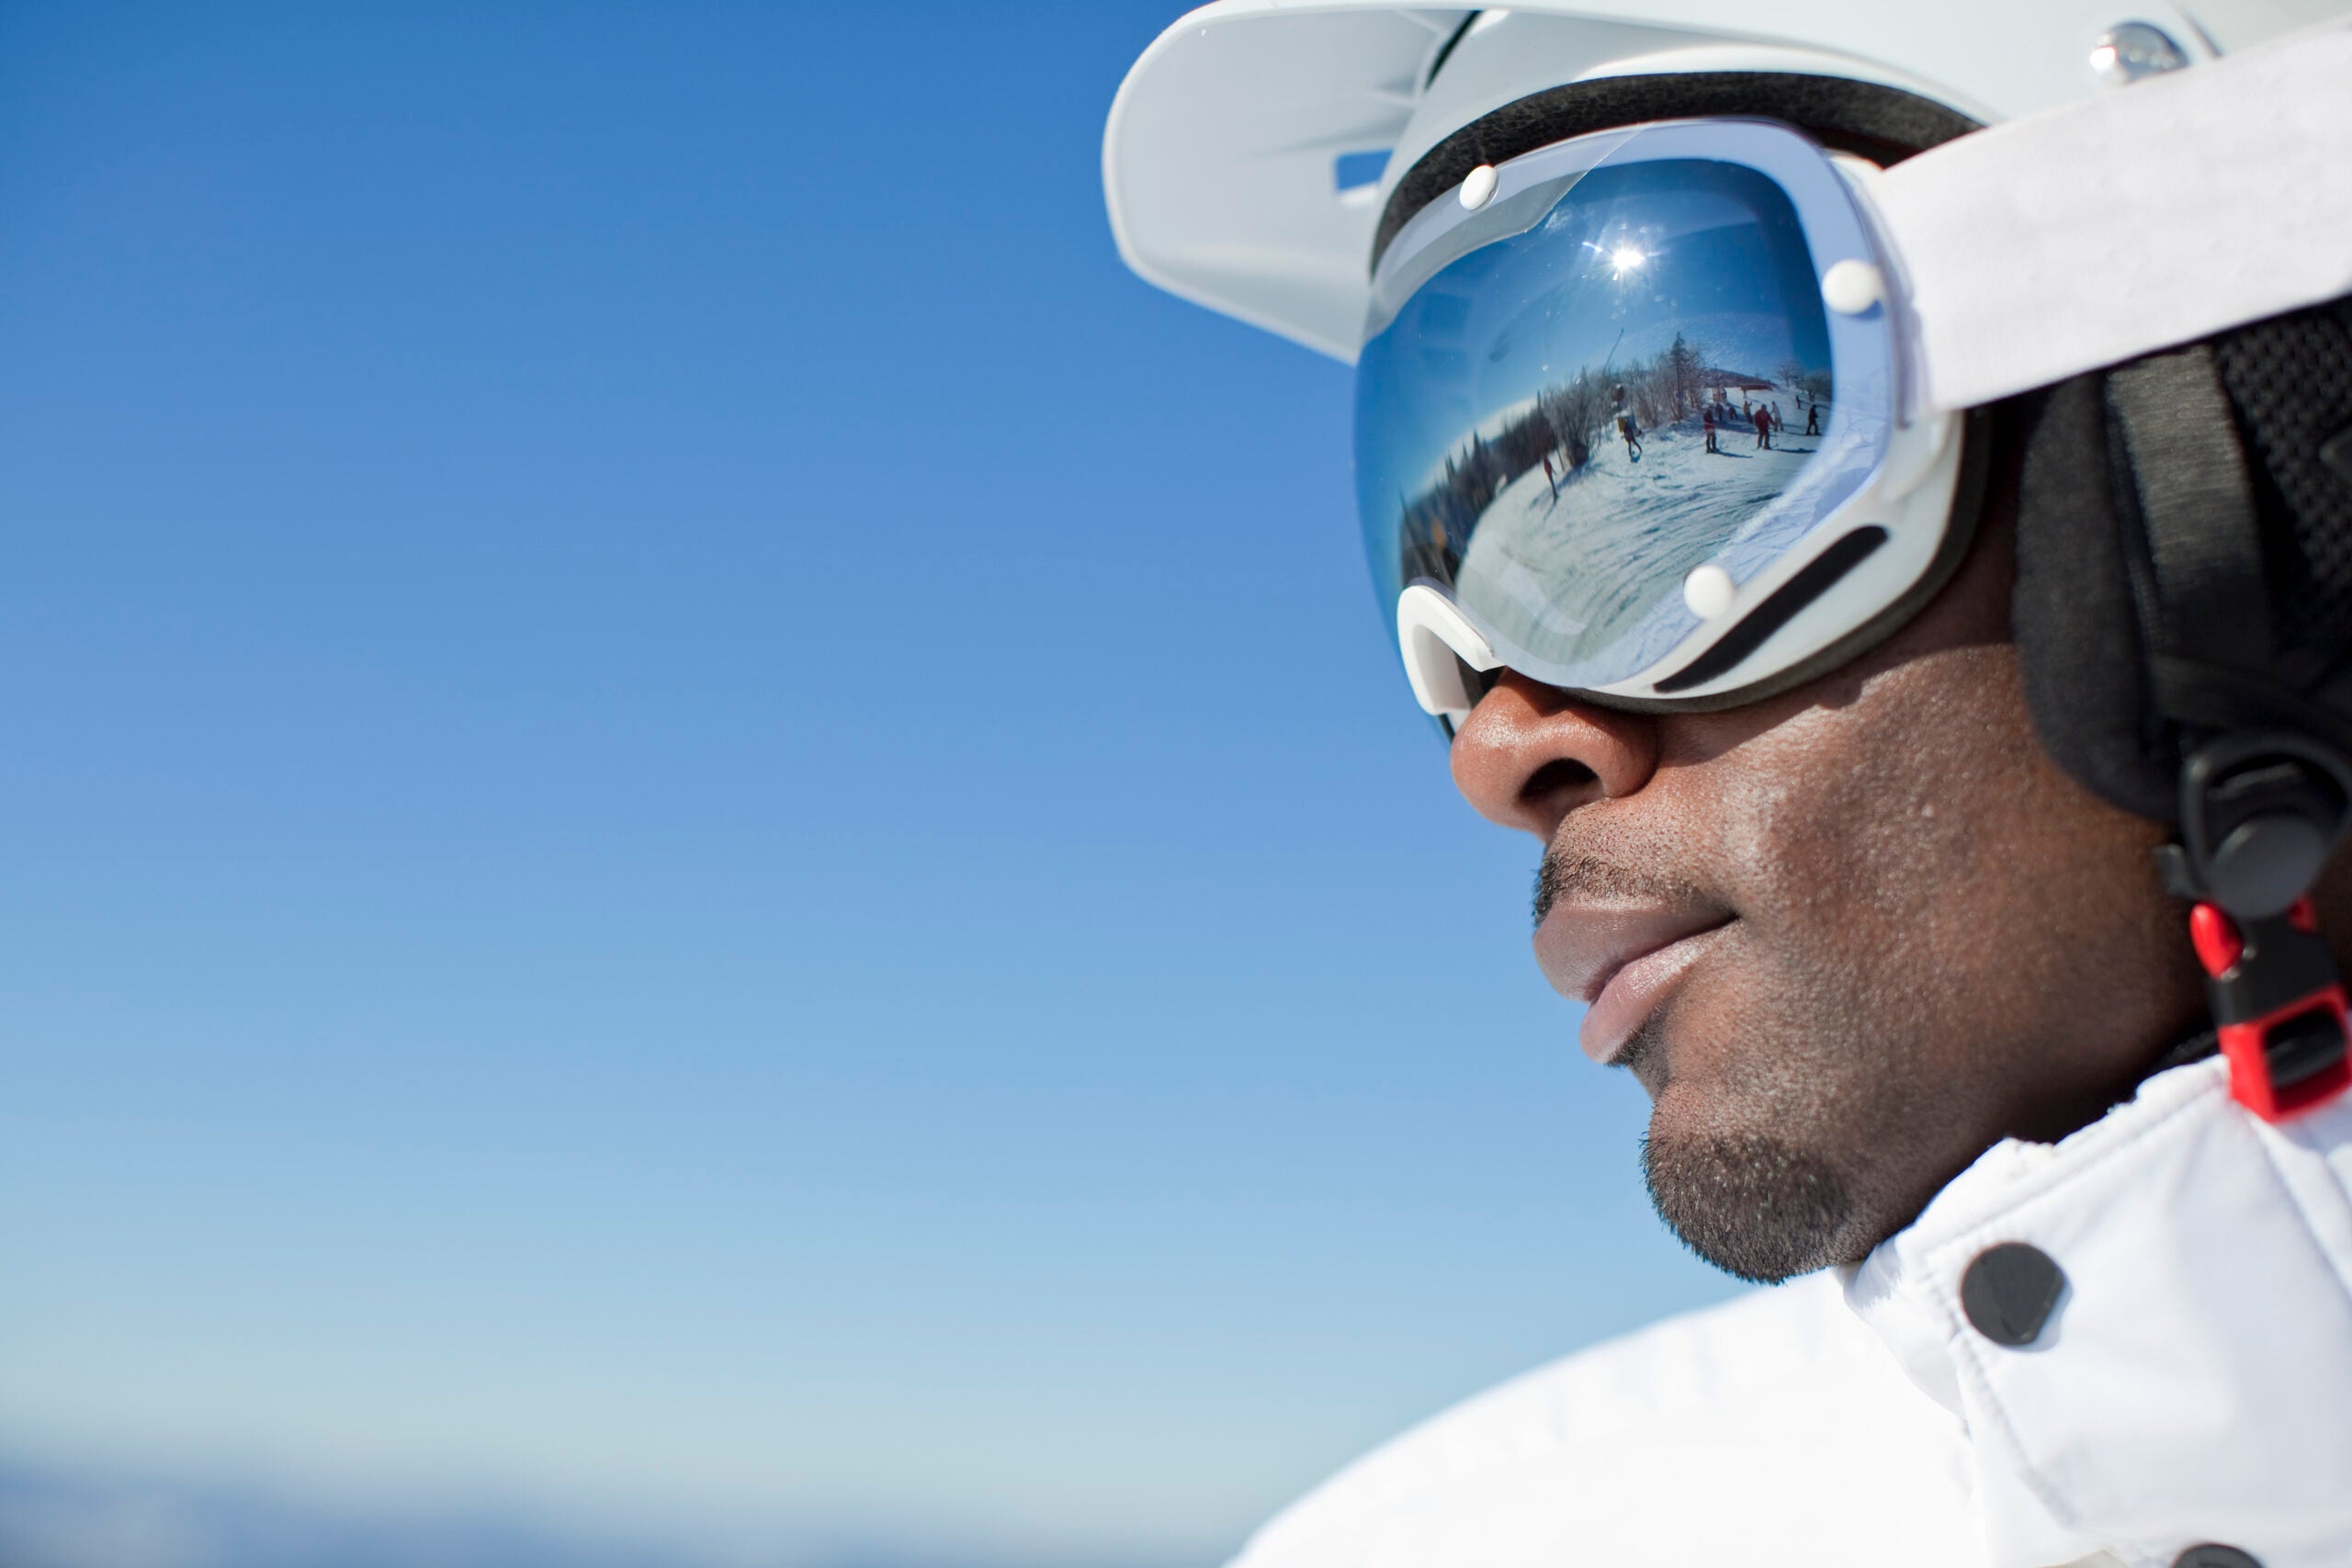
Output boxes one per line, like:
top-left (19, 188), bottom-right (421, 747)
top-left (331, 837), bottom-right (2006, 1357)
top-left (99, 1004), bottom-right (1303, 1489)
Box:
top-left (2015, 301), bottom-right (2352, 831)
top-left (2012, 374), bottom-right (2181, 824)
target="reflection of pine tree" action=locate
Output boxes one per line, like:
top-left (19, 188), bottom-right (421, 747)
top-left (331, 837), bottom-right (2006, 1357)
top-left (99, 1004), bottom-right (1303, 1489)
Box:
top-left (1668, 333), bottom-right (1702, 421)
top-left (1397, 477), bottom-right (1476, 588)
top-left (1395, 415), bottom-right (1555, 590)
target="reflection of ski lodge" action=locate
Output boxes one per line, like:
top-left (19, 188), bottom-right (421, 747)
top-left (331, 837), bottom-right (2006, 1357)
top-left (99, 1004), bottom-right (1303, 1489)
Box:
top-left (1700, 367), bottom-right (1776, 401)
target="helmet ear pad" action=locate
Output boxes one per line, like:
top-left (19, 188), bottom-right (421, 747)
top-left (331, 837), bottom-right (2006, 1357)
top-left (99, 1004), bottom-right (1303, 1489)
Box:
top-left (2011, 299), bottom-right (2352, 828)
top-left (2011, 375), bottom-right (2183, 824)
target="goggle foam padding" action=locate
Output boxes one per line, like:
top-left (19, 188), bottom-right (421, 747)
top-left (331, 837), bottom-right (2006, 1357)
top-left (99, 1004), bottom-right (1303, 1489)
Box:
top-left (1374, 72), bottom-right (1981, 275)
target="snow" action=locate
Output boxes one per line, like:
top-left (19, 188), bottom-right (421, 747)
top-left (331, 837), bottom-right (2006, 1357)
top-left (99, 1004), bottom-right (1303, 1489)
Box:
top-left (1455, 405), bottom-right (1838, 683)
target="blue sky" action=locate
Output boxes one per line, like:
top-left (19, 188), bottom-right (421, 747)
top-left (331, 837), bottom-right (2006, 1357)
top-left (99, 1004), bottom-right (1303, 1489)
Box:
top-left (0, 6), bottom-right (1742, 1564)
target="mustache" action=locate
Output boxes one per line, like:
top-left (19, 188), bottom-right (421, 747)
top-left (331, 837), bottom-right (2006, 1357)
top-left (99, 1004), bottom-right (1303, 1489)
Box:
top-left (1532, 850), bottom-right (1713, 928)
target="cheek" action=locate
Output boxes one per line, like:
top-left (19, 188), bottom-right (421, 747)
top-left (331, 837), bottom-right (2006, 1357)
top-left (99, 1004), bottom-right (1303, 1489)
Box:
top-left (1650, 642), bottom-right (2198, 1137)
top-left (1700, 658), bottom-right (2022, 939)
top-left (1649, 652), bottom-right (2045, 1058)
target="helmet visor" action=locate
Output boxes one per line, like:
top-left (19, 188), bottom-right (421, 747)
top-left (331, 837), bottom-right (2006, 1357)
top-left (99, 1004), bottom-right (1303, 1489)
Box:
top-left (1356, 120), bottom-right (1897, 700)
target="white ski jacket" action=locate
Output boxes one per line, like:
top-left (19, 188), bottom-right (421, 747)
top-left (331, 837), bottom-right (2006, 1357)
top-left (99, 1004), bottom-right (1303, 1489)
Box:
top-left (1226, 1055), bottom-right (2352, 1568)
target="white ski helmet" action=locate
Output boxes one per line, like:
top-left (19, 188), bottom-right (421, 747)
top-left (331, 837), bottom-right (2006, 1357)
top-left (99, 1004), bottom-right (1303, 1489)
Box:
top-left (1103, 1), bottom-right (2351, 364)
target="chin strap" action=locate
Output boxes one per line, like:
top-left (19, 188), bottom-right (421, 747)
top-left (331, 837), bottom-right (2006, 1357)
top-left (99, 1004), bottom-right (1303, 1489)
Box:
top-left (2108, 346), bottom-right (2352, 1121)
top-left (2183, 894), bottom-right (2352, 1122)
top-left (2159, 731), bottom-right (2352, 1121)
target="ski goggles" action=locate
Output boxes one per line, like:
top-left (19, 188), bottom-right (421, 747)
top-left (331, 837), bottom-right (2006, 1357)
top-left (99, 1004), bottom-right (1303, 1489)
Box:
top-left (1358, 118), bottom-right (1968, 726)
top-left (1356, 17), bottom-right (2352, 730)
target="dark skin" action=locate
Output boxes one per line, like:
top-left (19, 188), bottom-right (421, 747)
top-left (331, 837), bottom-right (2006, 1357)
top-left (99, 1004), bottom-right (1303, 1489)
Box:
top-left (1451, 490), bottom-right (2352, 1282)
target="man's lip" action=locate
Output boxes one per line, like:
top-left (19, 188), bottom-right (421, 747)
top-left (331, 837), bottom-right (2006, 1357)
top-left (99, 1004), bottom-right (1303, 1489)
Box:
top-left (1533, 901), bottom-right (1735, 1065)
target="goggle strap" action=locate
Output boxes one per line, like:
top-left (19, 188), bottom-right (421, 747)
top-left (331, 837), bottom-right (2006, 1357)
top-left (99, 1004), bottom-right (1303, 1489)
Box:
top-left (1878, 14), bottom-right (2352, 414)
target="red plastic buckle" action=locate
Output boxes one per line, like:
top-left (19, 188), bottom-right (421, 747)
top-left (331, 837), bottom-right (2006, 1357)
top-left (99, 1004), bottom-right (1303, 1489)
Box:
top-left (2190, 899), bottom-right (2352, 1122)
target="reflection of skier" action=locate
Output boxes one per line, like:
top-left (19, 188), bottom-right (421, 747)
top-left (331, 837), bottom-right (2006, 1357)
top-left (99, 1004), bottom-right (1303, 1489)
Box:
top-left (1611, 382), bottom-right (1641, 460)
top-left (1806, 401), bottom-right (1821, 435)
top-left (1755, 406), bottom-right (1773, 449)
top-left (1617, 412), bottom-right (1643, 459)
top-left (1703, 405), bottom-right (1719, 454)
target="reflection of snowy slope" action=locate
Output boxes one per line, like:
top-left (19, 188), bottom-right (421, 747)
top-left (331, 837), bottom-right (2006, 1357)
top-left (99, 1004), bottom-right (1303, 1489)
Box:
top-left (1455, 413), bottom-right (1834, 684)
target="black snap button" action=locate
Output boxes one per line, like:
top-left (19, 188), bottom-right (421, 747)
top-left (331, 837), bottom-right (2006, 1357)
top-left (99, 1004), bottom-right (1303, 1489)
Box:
top-left (2174, 1546), bottom-right (2262, 1568)
top-left (1960, 1241), bottom-right (2065, 1346)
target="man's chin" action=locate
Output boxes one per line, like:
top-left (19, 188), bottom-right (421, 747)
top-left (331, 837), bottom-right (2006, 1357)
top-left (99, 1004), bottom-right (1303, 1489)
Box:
top-left (1639, 1123), bottom-right (1865, 1284)
top-left (1613, 987), bottom-right (1896, 1280)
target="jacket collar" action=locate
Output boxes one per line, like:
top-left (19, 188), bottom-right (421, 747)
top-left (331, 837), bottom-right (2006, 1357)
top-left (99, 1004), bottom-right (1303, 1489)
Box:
top-left (1845, 1056), bottom-right (2352, 1568)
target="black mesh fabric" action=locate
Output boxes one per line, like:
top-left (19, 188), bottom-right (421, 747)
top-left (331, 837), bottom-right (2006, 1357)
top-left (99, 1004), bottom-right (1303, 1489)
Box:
top-left (2212, 303), bottom-right (2352, 678)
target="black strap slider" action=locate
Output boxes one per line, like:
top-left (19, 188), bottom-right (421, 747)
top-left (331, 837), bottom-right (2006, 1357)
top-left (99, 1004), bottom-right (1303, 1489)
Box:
top-left (2172, 731), bottom-right (2352, 919)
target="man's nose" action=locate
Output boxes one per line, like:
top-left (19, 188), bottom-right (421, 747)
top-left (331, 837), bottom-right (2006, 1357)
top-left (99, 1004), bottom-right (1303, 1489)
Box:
top-left (1449, 671), bottom-right (1661, 839)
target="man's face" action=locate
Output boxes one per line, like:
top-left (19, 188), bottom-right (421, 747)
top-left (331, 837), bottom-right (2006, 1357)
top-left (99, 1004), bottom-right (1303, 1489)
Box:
top-left (1449, 506), bottom-right (2208, 1280)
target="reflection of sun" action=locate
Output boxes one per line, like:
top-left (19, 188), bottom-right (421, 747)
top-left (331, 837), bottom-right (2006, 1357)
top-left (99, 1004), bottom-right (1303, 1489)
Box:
top-left (1583, 237), bottom-right (1651, 280)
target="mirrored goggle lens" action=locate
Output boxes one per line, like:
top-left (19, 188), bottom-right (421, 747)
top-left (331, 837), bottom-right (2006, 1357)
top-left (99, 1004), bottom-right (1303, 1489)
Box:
top-left (1355, 121), bottom-right (1893, 699)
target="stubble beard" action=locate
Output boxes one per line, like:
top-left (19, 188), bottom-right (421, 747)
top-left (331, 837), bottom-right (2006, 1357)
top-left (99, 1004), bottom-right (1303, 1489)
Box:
top-left (1619, 1012), bottom-right (1873, 1285)
top-left (1639, 1121), bottom-right (1859, 1283)
top-left (1536, 839), bottom-right (1956, 1286)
